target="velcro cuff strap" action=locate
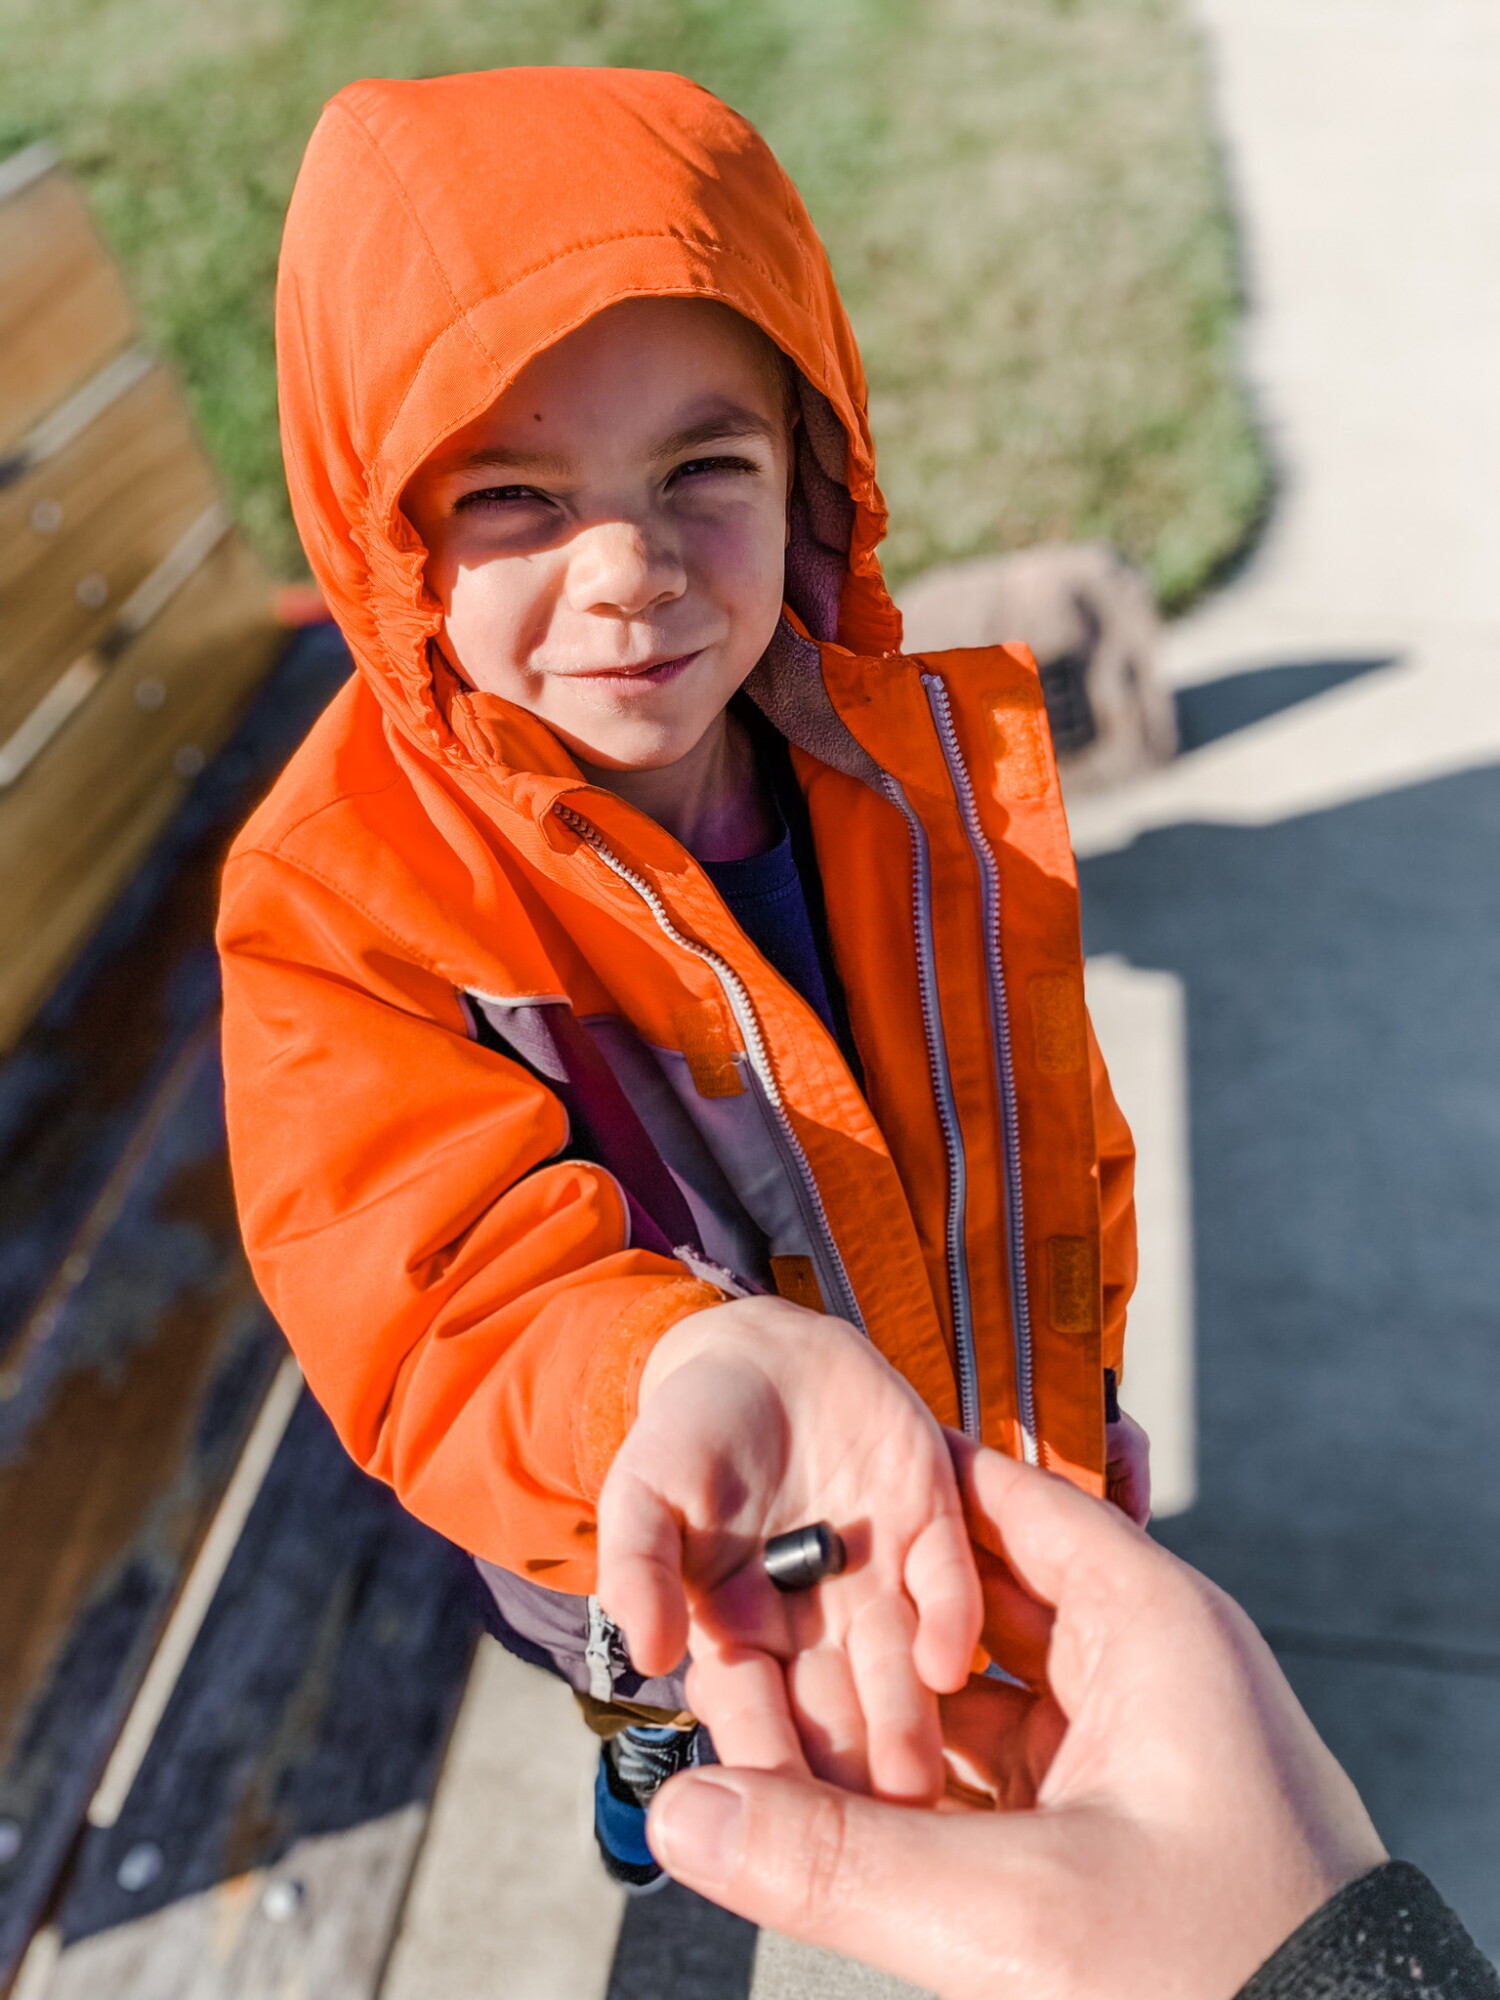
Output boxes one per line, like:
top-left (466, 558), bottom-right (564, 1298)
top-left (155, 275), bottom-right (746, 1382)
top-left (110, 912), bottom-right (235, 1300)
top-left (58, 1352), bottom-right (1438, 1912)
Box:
top-left (572, 1278), bottom-right (726, 1499)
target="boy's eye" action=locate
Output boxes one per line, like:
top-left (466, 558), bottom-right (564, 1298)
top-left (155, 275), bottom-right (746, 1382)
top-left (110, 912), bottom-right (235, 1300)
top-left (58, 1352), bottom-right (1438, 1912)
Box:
top-left (669, 454), bottom-right (762, 485)
top-left (453, 484), bottom-right (551, 514)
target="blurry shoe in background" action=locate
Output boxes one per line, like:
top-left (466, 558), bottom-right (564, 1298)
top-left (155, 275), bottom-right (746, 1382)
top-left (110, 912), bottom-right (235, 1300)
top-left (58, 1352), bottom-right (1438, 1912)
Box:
top-left (594, 1722), bottom-right (703, 1895)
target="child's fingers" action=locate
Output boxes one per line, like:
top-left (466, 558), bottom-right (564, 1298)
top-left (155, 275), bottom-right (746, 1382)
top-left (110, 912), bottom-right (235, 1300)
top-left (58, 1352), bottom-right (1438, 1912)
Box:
top-left (787, 1642), bottom-right (870, 1795)
top-left (847, 1591), bottom-right (944, 1805)
top-left (596, 1465), bottom-right (688, 1676)
top-left (904, 1509), bottom-right (984, 1695)
top-left (684, 1643), bottom-right (811, 1777)
top-left (1105, 1417), bottom-right (1152, 1526)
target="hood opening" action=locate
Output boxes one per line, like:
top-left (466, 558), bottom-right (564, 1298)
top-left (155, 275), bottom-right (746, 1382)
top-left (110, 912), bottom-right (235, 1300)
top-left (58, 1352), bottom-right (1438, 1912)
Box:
top-left (276, 68), bottom-right (904, 783)
top-left (784, 375), bottom-right (856, 644)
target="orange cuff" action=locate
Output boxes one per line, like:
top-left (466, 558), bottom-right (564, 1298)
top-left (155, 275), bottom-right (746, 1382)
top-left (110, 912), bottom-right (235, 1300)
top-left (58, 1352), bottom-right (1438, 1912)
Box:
top-left (572, 1277), bottom-right (725, 1498)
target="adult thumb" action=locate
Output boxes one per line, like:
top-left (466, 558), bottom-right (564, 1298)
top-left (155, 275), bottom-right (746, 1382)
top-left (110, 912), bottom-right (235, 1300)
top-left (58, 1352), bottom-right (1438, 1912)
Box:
top-left (648, 1766), bottom-right (1013, 1996)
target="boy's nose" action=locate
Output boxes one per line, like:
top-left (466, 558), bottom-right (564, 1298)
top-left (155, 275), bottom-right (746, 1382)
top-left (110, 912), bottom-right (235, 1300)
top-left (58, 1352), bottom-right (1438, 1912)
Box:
top-left (566, 519), bottom-right (686, 619)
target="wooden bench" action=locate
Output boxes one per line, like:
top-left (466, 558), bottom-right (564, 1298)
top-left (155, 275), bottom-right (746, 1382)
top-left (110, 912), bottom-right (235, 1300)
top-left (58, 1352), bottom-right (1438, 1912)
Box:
top-left (0, 149), bottom-right (480, 1998)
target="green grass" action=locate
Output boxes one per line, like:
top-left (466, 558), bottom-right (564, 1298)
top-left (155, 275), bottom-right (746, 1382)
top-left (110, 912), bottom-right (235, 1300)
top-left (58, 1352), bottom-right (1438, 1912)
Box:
top-left (0, 0), bottom-right (1265, 608)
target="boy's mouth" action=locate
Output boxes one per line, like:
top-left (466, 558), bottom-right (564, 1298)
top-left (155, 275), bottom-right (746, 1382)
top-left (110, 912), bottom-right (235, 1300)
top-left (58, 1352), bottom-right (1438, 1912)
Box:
top-left (565, 651), bottom-right (702, 686)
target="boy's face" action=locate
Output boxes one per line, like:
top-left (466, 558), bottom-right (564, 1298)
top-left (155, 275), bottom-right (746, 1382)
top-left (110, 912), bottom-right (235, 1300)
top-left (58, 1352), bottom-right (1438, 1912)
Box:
top-left (403, 298), bottom-right (793, 774)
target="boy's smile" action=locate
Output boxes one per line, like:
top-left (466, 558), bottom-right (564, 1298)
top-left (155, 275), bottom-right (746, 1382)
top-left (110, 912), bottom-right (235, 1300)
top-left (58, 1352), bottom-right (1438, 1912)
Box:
top-left (402, 297), bottom-right (794, 787)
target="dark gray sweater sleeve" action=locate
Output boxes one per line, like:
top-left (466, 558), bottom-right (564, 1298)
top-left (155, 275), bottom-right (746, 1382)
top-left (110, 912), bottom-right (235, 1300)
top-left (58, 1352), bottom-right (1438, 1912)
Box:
top-left (1238, 1864), bottom-right (1500, 2000)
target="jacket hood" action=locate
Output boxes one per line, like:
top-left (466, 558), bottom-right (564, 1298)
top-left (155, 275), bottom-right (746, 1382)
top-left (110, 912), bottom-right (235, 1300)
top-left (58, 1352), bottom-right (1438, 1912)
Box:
top-left (276, 66), bottom-right (903, 780)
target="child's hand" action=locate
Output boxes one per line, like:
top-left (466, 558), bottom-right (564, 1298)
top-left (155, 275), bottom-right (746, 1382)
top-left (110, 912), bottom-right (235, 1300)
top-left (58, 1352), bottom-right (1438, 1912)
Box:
top-left (596, 1297), bottom-right (982, 1805)
top-left (1106, 1409), bottom-right (1151, 1525)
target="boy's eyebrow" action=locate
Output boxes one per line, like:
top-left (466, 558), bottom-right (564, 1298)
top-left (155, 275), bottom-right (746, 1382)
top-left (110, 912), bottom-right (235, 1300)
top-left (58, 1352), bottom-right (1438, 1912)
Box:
top-left (449, 445), bottom-right (574, 476)
top-left (652, 406), bottom-right (784, 457)
top-left (442, 404), bottom-right (782, 480)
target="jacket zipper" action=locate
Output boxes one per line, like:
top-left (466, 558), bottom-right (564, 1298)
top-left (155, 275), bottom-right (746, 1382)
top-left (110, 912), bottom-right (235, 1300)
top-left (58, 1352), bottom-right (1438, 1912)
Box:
top-left (553, 802), bottom-right (865, 1332)
top-left (921, 676), bottom-right (1039, 1464)
top-left (875, 774), bottom-right (982, 1442)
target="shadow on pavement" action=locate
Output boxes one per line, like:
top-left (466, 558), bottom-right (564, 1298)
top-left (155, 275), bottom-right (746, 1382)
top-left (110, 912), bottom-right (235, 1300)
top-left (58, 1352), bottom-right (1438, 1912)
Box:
top-left (1081, 756), bottom-right (1500, 1957)
top-left (1174, 655), bottom-right (1396, 751)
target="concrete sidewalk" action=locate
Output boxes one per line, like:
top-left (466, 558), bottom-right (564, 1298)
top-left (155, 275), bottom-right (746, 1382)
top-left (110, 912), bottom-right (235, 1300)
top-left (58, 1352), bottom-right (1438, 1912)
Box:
top-left (1071, 0), bottom-right (1500, 858)
top-left (381, 3), bottom-right (1500, 1990)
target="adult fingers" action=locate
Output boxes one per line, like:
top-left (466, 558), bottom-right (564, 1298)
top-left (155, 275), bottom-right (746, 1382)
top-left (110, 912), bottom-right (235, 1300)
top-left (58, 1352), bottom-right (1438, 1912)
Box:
top-left (649, 1765), bottom-right (1033, 1998)
top-left (847, 1592), bottom-right (945, 1805)
top-left (595, 1463), bottom-right (688, 1676)
top-left (684, 1643), bottom-right (812, 1777)
top-left (904, 1509), bottom-right (984, 1695)
top-left (960, 1446), bottom-right (1156, 1626)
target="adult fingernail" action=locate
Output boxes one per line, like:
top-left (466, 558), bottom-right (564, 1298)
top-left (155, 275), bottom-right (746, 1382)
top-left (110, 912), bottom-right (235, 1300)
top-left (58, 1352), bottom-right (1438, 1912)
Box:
top-left (649, 1773), bottom-right (745, 1887)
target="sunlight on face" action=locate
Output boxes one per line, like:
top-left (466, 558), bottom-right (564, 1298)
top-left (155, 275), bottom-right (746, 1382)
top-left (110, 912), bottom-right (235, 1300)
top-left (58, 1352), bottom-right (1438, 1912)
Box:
top-left (402, 298), bottom-right (793, 774)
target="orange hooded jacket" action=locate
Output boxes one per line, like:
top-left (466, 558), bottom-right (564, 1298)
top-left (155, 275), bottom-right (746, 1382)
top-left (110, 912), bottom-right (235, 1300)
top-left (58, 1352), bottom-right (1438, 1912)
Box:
top-left (219, 68), bottom-right (1137, 1597)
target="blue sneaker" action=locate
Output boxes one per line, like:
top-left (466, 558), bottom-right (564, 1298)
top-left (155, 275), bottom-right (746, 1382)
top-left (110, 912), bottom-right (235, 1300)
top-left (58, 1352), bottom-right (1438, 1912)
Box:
top-left (594, 1723), bottom-right (701, 1894)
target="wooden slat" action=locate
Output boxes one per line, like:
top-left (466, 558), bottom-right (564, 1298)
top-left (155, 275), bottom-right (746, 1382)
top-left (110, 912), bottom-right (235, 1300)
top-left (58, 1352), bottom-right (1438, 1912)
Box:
top-left (0, 160), bottom-right (136, 457)
top-left (0, 622), bottom-right (350, 1364)
top-left (0, 530), bottom-right (279, 1053)
top-left (37, 1394), bottom-right (479, 2000)
top-left (0, 364), bottom-right (218, 736)
top-left (0, 1026), bottom-right (286, 1990)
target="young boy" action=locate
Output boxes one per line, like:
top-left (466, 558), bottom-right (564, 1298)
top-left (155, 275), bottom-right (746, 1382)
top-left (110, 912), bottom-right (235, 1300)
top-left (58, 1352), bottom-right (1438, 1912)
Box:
top-left (219, 66), bottom-right (1145, 1890)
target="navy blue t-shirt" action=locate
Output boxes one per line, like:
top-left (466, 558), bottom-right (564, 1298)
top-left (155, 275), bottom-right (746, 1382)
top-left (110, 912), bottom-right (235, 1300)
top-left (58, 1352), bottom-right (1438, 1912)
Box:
top-left (704, 829), bottom-right (838, 1038)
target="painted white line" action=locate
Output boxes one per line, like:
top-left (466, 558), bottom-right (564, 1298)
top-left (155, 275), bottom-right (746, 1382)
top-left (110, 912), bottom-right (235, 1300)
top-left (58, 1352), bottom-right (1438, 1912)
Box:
top-left (20, 348), bottom-right (153, 469)
top-left (754, 1930), bottom-right (933, 1998)
top-left (9, 1925), bottom-right (60, 2000)
top-left (86, 1353), bottom-right (304, 1830)
top-left (1085, 956), bottom-right (1196, 1518)
top-left (381, 1640), bottom-right (624, 2000)
top-left (0, 140), bottom-right (57, 204)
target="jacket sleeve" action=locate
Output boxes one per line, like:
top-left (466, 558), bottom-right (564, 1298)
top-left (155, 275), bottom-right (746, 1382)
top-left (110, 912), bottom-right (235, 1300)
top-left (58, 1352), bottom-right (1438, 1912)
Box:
top-left (1086, 1013), bottom-right (1137, 1382)
top-left (217, 846), bottom-right (722, 1587)
top-left (1236, 1863), bottom-right (1500, 2000)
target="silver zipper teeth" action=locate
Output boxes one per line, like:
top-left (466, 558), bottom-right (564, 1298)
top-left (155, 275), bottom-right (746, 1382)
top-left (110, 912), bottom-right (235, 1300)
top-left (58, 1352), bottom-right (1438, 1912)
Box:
top-left (876, 775), bottom-right (982, 1442)
top-left (921, 676), bottom-right (1039, 1464)
top-left (554, 803), bottom-right (864, 1332)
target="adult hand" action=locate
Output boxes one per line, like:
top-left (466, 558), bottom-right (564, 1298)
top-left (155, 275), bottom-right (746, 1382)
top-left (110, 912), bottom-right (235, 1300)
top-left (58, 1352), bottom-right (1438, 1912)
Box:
top-left (648, 1444), bottom-right (1387, 2000)
top-left (596, 1295), bottom-right (982, 1804)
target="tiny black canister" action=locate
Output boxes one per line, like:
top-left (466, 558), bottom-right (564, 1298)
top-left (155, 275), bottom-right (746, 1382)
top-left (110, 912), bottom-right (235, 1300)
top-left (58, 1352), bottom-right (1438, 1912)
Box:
top-left (763, 1521), bottom-right (848, 1593)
